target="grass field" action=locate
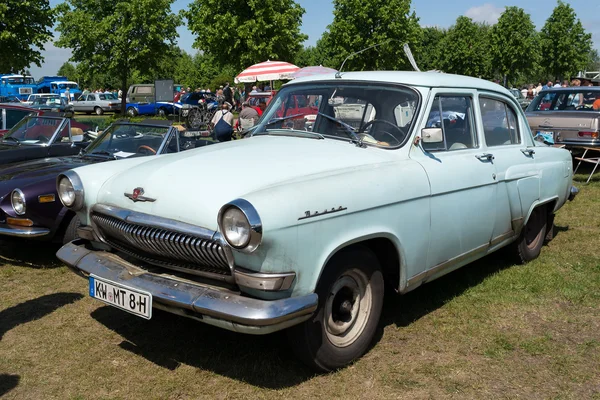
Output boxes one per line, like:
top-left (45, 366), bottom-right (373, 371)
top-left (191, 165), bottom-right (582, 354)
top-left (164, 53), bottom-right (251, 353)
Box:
top-left (0, 168), bottom-right (599, 399)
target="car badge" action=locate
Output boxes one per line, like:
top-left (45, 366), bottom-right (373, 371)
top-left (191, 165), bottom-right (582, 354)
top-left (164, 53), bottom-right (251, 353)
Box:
top-left (124, 187), bottom-right (156, 202)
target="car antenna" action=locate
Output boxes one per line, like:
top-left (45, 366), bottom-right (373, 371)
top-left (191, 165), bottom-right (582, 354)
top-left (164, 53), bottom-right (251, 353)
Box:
top-left (335, 40), bottom-right (421, 78)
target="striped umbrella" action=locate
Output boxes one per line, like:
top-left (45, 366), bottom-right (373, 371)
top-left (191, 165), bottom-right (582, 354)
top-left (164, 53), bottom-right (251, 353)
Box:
top-left (292, 66), bottom-right (338, 79)
top-left (234, 60), bottom-right (300, 83)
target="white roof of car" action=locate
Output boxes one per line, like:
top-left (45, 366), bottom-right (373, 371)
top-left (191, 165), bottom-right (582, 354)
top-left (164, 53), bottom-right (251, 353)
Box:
top-left (288, 71), bottom-right (512, 97)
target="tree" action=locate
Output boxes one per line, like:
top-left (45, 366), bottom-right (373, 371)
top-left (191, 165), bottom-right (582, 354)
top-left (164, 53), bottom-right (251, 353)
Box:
top-left (57, 62), bottom-right (78, 81)
top-left (437, 17), bottom-right (492, 78)
top-left (416, 27), bottom-right (446, 71)
top-left (55, 0), bottom-right (182, 112)
top-left (0, 0), bottom-right (54, 72)
top-left (540, 1), bottom-right (592, 79)
top-left (586, 48), bottom-right (600, 72)
top-left (321, 0), bottom-right (422, 71)
top-left (490, 7), bottom-right (539, 87)
top-left (185, 0), bottom-right (307, 72)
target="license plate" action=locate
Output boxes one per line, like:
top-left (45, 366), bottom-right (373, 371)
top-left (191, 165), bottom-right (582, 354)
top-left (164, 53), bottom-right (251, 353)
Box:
top-left (89, 275), bottom-right (152, 319)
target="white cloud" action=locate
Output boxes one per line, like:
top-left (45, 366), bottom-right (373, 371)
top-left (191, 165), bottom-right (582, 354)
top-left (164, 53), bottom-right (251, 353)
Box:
top-left (465, 3), bottom-right (504, 25)
top-left (28, 39), bottom-right (73, 80)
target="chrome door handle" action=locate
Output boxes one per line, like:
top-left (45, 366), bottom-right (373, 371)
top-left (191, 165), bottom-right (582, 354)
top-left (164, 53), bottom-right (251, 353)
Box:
top-left (475, 153), bottom-right (494, 161)
top-left (521, 148), bottom-right (535, 156)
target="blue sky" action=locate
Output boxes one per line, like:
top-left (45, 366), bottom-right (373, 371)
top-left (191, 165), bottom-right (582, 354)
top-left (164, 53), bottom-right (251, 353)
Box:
top-left (31, 0), bottom-right (600, 78)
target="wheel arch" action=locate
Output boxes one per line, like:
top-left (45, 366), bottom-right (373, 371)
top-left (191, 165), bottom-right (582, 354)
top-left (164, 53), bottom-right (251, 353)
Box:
top-left (523, 196), bottom-right (558, 227)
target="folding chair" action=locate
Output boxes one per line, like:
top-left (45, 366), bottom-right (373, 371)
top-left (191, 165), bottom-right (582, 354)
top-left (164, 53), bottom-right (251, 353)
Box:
top-left (573, 147), bottom-right (600, 184)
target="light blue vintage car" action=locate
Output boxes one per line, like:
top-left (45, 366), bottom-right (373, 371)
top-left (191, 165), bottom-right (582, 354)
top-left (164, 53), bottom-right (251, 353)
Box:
top-left (55, 71), bottom-right (577, 371)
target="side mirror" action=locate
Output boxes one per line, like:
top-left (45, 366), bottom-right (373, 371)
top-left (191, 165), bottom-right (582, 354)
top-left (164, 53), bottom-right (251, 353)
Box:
top-left (421, 127), bottom-right (443, 143)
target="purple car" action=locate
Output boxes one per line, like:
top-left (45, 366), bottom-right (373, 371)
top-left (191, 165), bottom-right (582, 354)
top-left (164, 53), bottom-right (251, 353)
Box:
top-left (0, 120), bottom-right (212, 243)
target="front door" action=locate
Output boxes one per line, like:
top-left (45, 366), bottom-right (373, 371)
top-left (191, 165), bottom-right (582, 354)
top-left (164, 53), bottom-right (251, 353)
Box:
top-left (413, 91), bottom-right (497, 271)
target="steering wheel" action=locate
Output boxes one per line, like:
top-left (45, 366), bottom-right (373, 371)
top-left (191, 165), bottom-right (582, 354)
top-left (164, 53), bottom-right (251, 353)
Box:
top-left (36, 135), bottom-right (49, 143)
top-left (575, 105), bottom-right (588, 110)
top-left (137, 145), bottom-right (156, 155)
top-left (360, 119), bottom-right (406, 144)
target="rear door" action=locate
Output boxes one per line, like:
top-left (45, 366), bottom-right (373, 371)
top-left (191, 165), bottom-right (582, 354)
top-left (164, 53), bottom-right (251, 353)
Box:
top-left (478, 94), bottom-right (538, 243)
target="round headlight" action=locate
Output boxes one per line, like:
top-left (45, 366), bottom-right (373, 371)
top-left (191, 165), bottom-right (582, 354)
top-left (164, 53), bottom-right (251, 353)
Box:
top-left (221, 207), bottom-right (251, 248)
top-left (57, 171), bottom-right (84, 210)
top-left (11, 189), bottom-right (26, 215)
top-left (58, 176), bottom-right (76, 207)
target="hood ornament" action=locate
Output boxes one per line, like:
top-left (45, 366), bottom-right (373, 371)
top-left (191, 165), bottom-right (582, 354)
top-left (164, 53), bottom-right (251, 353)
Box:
top-left (124, 187), bottom-right (156, 202)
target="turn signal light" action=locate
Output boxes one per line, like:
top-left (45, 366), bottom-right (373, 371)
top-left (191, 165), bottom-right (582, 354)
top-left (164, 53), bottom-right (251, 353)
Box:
top-left (7, 217), bottom-right (33, 227)
top-left (38, 194), bottom-right (55, 203)
top-left (578, 131), bottom-right (599, 139)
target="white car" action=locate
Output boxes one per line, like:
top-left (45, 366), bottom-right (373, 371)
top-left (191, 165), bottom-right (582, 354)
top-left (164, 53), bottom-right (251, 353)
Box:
top-left (24, 93), bottom-right (57, 106)
top-left (56, 71), bottom-right (576, 371)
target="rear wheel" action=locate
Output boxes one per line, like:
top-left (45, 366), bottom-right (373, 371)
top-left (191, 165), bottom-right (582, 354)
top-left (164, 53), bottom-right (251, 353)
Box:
top-left (158, 107), bottom-right (167, 117)
top-left (94, 107), bottom-right (103, 115)
top-left (509, 206), bottom-right (547, 264)
top-left (287, 247), bottom-right (384, 372)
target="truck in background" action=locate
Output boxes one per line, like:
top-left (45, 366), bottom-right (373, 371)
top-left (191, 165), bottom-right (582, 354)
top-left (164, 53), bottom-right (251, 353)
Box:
top-left (36, 76), bottom-right (81, 101)
top-left (0, 74), bottom-right (37, 101)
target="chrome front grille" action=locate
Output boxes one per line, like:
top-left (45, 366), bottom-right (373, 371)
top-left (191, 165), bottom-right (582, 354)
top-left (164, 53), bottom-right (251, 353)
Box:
top-left (91, 212), bottom-right (231, 278)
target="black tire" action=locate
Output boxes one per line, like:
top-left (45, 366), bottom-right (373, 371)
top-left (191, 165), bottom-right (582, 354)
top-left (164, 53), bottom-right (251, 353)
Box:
top-left (127, 107), bottom-right (138, 117)
top-left (287, 247), bottom-right (384, 372)
top-left (509, 206), bottom-right (547, 264)
top-left (62, 215), bottom-right (80, 244)
top-left (158, 107), bottom-right (167, 117)
top-left (94, 107), bottom-right (103, 115)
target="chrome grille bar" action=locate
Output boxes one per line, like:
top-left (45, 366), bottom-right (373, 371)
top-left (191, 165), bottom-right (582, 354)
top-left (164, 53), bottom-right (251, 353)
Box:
top-left (91, 212), bottom-right (231, 277)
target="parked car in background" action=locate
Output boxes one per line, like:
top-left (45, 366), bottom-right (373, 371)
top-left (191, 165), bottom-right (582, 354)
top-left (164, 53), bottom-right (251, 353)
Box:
top-left (73, 93), bottom-right (120, 115)
top-left (24, 93), bottom-right (58, 105)
top-left (525, 87), bottom-right (600, 147)
top-left (56, 71), bottom-right (576, 372)
top-left (125, 101), bottom-right (177, 117)
top-left (0, 120), bottom-right (208, 243)
top-left (126, 83), bottom-right (184, 103)
top-left (509, 88), bottom-right (532, 110)
top-left (177, 92), bottom-right (220, 129)
top-left (29, 95), bottom-right (74, 116)
top-left (0, 104), bottom-right (40, 137)
top-left (0, 114), bottom-right (91, 164)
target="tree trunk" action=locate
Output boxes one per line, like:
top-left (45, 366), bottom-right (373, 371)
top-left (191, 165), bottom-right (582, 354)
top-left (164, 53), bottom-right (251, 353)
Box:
top-left (120, 71), bottom-right (128, 114)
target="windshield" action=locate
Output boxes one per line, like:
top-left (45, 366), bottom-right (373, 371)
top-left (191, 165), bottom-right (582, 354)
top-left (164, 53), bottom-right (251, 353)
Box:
top-left (4, 77), bottom-right (35, 85)
top-left (57, 83), bottom-right (78, 89)
top-left (98, 93), bottom-right (117, 100)
top-left (528, 90), bottom-right (600, 112)
top-left (252, 82), bottom-right (419, 147)
top-left (32, 96), bottom-right (62, 106)
top-left (3, 116), bottom-right (66, 145)
top-left (83, 123), bottom-right (172, 158)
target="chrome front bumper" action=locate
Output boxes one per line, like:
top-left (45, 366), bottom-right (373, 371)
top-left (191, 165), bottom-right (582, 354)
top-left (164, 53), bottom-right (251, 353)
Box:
top-left (57, 240), bottom-right (318, 334)
top-left (0, 224), bottom-right (50, 238)
top-left (569, 185), bottom-right (579, 201)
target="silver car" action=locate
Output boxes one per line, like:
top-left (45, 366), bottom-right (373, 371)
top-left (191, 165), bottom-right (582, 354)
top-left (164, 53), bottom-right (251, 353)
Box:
top-left (73, 93), bottom-right (120, 115)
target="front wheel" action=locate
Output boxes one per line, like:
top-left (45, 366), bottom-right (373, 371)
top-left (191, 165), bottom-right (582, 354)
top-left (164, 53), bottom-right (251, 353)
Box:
top-left (287, 247), bottom-right (384, 372)
top-left (158, 107), bottom-right (167, 117)
top-left (127, 107), bottom-right (137, 117)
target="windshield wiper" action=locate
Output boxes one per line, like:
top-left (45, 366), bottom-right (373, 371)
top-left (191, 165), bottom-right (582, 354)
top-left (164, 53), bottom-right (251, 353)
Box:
top-left (2, 136), bottom-right (20, 145)
top-left (264, 113), bottom-right (306, 127)
top-left (317, 112), bottom-right (364, 147)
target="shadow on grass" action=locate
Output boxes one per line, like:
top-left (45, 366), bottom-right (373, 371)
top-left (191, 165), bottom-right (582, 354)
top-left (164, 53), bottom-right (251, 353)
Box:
top-left (0, 239), bottom-right (62, 268)
top-left (91, 307), bottom-right (314, 388)
top-left (0, 374), bottom-right (19, 397)
top-left (0, 293), bottom-right (84, 340)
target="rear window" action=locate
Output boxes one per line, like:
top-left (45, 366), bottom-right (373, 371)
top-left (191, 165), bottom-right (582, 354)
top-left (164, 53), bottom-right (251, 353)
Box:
top-left (528, 90), bottom-right (600, 111)
top-left (135, 86), bottom-right (153, 94)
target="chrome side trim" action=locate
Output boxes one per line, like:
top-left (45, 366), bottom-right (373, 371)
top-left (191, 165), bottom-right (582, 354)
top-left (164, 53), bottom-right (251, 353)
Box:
top-left (407, 243), bottom-right (488, 288)
top-left (490, 231), bottom-right (515, 247)
top-left (57, 240), bottom-right (317, 331)
top-left (0, 224), bottom-right (50, 238)
top-left (234, 267), bottom-right (295, 291)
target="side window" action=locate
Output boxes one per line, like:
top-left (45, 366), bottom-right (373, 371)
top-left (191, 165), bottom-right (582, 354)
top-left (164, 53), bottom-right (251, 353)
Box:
top-left (479, 97), bottom-right (520, 146)
top-left (87, 95), bottom-right (95, 101)
top-left (5, 110), bottom-right (31, 129)
top-left (424, 95), bottom-right (477, 151)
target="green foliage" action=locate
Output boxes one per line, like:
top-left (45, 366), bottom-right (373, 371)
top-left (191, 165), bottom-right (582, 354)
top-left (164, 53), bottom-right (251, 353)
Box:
top-left (185, 0), bottom-right (307, 72)
top-left (55, 0), bottom-right (182, 111)
top-left (57, 62), bottom-right (78, 81)
top-left (438, 17), bottom-right (491, 78)
top-left (0, 0), bottom-right (54, 72)
top-left (416, 27), bottom-right (446, 71)
top-left (540, 0), bottom-right (592, 79)
top-left (586, 49), bottom-right (600, 72)
top-left (322, 0), bottom-right (422, 71)
top-left (490, 7), bottom-right (540, 87)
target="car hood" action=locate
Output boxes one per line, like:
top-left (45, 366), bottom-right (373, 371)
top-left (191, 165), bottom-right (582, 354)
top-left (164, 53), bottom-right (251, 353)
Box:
top-left (0, 156), bottom-right (96, 196)
top-left (97, 135), bottom-right (399, 229)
